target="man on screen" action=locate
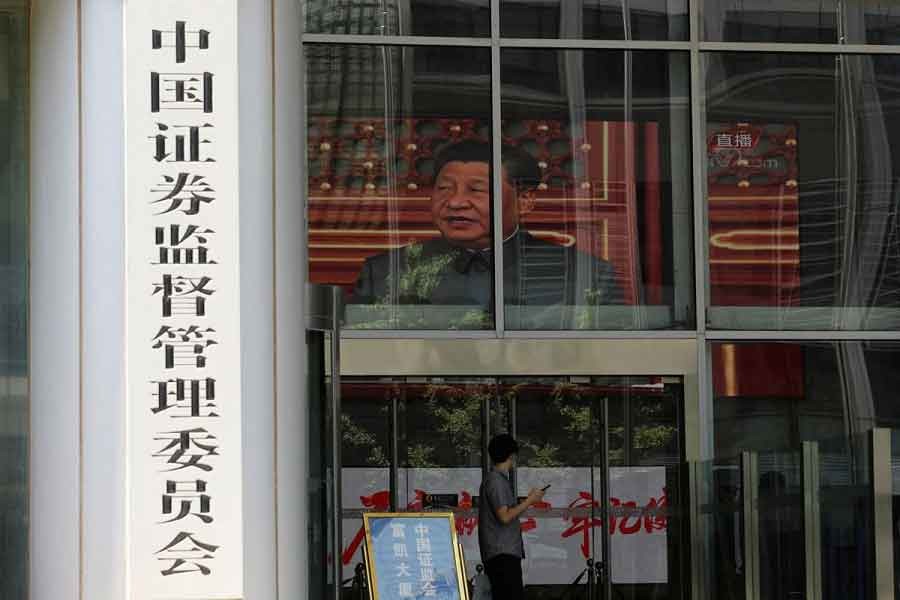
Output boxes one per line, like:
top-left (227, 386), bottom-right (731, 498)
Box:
top-left (348, 140), bottom-right (622, 319)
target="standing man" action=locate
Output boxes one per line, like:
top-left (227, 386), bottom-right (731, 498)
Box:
top-left (478, 434), bottom-right (545, 600)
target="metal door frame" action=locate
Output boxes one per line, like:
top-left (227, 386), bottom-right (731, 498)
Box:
top-left (307, 284), bottom-right (343, 600)
top-left (340, 337), bottom-right (701, 598)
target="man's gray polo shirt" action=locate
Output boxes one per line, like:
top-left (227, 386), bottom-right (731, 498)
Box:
top-left (478, 469), bottom-right (525, 562)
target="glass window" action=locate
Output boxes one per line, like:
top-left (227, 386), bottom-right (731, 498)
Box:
top-left (711, 341), bottom-right (898, 600)
top-left (0, 6), bottom-right (27, 600)
top-left (304, 1), bottom-right (490, 37)
top-left (501, 49), bottom-right (694, 330)
top-left (849, 2), bottom-right (900, 44)
top-left (703, 1), bottom-right (900, 44)
top-left (398, 379), bottom-right (488, 508)
top-left (500, 0), bottom-right (688, 40)
top-left (712, 341), bottom-right (900, 457)
top-left (305, 44), bottom-right (494, 330)
top-left (701, 1), bottom-right (839, 42)
top-left (340, 375), bottom-right (686, 597)
top-left (705, 53), bottom-right (900, 330)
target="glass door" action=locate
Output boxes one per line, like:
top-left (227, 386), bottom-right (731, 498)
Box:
top-left (509, 376), bottom-right (685, 600)
top-left (336, 374), bottom-right (687, 599)
top-left (509, 378), bottom-right (609, 600)
top-left (605, 378), bottom-right (685, 600)
top-left (306, 284), bottom-right (343, 600)
top-left (398, 379), bottom-right (495, 577)
top-left (307, 330), bottom-right (333, 599)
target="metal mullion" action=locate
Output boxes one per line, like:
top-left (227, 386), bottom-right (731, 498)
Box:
top-left (341, 329), bottom-right (500, 340)
top-left (689, 0), bottom-right (706, 340)
top-left (482, 384), bottom-right (491, 478)
top-left (329, 288), bottom-right (343, 600)
top-left (697, 336), bottom-right (713, 460)
top-left (509, 391), bottom-right (517, 494)
top-left (490, 1), bottom-right (505, 337)
top-left (498, 38), bottom-right (691, 51)
top-left (871, 428), bottom-right (894, 600)
top-left (690, 0), bottom-right (699, 43)
top-left (837, 0), bottom-right (847, 43)
top-left (693, 331), bottom-right (716, 599)
top-left (699, 41), bottom-right (900, 54)
top-left (688, 461), bottom-right (709, 600)
top-left (704, 330), bottom-right (900, 341)
top-left (502, 329), bottom-right (698, 339)
top-left (300, 33), bottom-right (492, 47)
top-left (802, 441), bottom-right (823, 600)
top-left (344, 328), bottom-right (698, 340)
top-left (599, 396), bottom-right (612, 600)
top-left (391, 392), bottom-right (400, 512)
top-left (491, 0), bottom-right (500, 39)
top-left (741, 450), bottom-right (761, 600)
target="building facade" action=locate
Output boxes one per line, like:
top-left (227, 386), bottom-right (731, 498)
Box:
top-left (3, 0), bottom-right (900, 599)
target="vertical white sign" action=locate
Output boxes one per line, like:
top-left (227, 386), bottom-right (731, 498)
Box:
top-left (125, 1), bottom-right (243, 598)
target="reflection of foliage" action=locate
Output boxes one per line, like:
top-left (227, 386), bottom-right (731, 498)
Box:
top-left (407, 443), bottom-right (437, 468)
top-left (341, 414), bottom-right (389, 467)
top-left (512, 382), bottom-right (677, 467)
top-left (346, 243), bottom-right (491, 331)
top-left (405, 384), bottom-right (487, 468)
top-left (520, 441), bottom-right (562, 467)
top-left (572, 288), bottom-right (618, 329)
top-left (552, 383), bottom-right (601, 453)
top-left (346, 307), bottom-right (490, 331)
top-left (633, 425), bottom-right (676, 451)
top-left (558, 403), bottom-right (592, 434)
top-left (608, 426), bottom-right (626, 464)
top-left (451, 310), bottom-right (492, 330)
top-left (390, 243), bottom-right (456, 303)
top-left (343, 380), bottom-right (678, 471)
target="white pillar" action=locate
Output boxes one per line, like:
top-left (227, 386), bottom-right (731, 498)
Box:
top-left (31, 1), bottom-right (293, 598)
top-left (29, 1), bottom-right (81, 599)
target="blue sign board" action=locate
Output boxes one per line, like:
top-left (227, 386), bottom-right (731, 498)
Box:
top-left (364, 513), bottom-right (468, 600)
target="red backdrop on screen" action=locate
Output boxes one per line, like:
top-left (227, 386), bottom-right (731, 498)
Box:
top-left (307, 118), bottom-right (666, 305)
top-left (707, 123), bottom-right (801, 307)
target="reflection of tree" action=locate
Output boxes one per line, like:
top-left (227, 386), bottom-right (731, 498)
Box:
top-left (341, 381), bottom-right (678, 471)
top-left (513, 382), bottom-right (678, 467)
top-left (390, 244), bottom-right (455, 304)
top-left (407, 444), bottom-right (437, 468)
top-left (348, 243), bottom-right (492, 330)
top-left (519, 441), bottom-right (563, 467)
top-left (341, 414), bottom-right (390, 467)
top-left (633, 398), bottom-right (677, 461)
top-left (406, 384), bottom-right (487, 468)
top-left (633, 424), bottom-right (676, 453)
top-left (342, 388), bottom-right (393, 468)
top-left (511, 382), bottom-right (601, 468)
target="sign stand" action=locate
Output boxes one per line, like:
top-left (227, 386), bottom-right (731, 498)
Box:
top-left (360, 542), bottom-right (372, 600)
top-left (362, 512), bottom-right (471, 600)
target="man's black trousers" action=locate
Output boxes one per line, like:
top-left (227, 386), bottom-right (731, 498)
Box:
top-left (484, 554), bottom-right (524, 600)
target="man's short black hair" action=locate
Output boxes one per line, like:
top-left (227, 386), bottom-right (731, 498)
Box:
top-left (488, 433), bottom-right (519, 464)
top-left (432, 139), bottom-right (541, 190)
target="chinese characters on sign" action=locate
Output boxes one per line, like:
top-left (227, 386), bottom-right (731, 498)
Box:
top-left (366, 514), bottom-right (465, 600)
top-left (713, 132), bottom-right (754, 149)
top-left (126, 1), bottom-right (242, 598)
